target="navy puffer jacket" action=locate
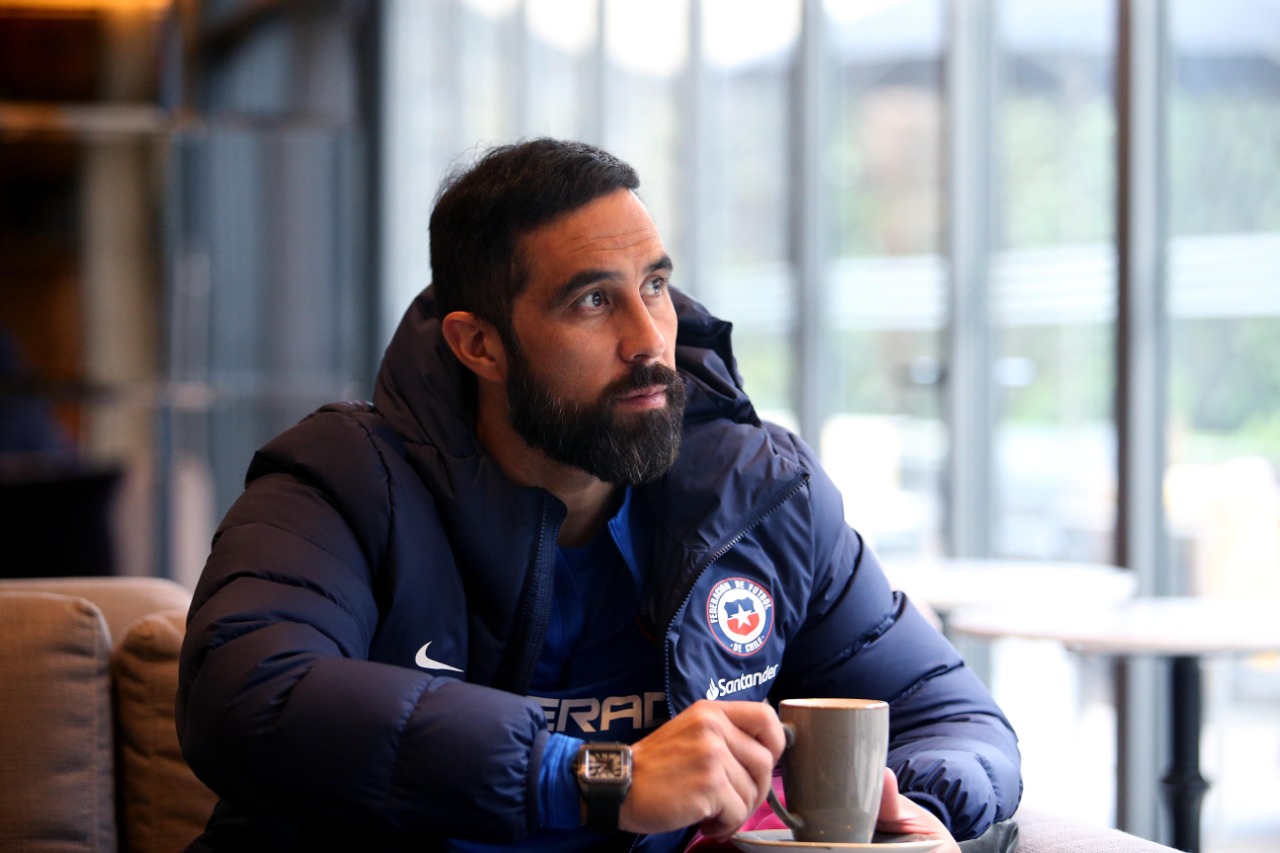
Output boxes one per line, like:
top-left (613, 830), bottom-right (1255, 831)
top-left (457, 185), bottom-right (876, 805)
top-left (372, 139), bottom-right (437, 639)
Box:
top-left (177, 287), bottom-right (1021, 851)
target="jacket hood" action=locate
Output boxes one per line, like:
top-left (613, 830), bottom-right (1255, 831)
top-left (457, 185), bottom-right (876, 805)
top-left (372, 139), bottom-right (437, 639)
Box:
top-left (371, 285), bottom-right (759, 457)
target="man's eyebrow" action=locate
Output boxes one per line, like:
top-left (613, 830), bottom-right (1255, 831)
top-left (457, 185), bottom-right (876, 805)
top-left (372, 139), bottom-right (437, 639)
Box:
top-left (647, 254), bottom-right (674, 275)
top-left (550, 254), bottom-right (674, 305)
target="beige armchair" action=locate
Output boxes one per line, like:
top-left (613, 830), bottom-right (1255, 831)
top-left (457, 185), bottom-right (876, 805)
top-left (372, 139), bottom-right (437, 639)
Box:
top-left (0, 576), bottom-right (217, 852)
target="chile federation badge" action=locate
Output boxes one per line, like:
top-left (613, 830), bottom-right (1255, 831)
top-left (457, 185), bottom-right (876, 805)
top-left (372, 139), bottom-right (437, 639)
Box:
top-left (706, 577), bottom-right (774, 656)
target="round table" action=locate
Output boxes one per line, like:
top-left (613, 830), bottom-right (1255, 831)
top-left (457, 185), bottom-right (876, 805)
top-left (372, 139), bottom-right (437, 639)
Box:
top-left (887, 558), bottom-right (1137, 619)
top-left (948, 596), bottom-right (1280, 853)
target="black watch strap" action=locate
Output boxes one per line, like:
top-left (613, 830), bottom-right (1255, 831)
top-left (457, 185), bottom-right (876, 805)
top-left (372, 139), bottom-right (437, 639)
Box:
top-left (576, 743), bottom-right (632, 831)
top-left (583, 784), bottom-right (626, 831)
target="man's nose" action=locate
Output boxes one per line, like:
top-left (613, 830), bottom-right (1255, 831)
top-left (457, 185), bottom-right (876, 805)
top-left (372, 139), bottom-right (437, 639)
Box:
top-left (617, 298), bottom-right (668, 363)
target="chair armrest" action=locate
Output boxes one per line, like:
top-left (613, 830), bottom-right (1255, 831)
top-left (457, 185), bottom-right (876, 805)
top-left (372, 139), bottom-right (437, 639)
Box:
top-left (1014, 806), bottom-right (1181, 853)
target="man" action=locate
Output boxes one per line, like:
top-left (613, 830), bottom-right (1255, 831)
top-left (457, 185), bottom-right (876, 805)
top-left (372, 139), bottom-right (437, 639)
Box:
top-left (177, 138), bottom-right (1021, 852)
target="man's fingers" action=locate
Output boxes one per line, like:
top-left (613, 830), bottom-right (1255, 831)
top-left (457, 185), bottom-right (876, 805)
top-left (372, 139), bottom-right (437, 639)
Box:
top-left (876, 767), bottom-right (961, 853)
top-left (879, 766), bottom-right (904, 821)
top-left (688, 702), bottom-right (782, 838)
top-left (718, 700), bottom-right (788, 758)
top-left (622, 700), bottom-right (785, 837)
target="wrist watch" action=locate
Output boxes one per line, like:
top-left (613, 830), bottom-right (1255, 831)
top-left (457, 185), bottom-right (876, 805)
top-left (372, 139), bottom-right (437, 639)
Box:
top-left (575, 742), bottom-right (632, 831)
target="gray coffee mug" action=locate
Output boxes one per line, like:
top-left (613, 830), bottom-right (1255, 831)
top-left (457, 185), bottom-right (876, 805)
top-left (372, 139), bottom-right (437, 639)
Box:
top-left (767, 698), bottom-right (889, 843)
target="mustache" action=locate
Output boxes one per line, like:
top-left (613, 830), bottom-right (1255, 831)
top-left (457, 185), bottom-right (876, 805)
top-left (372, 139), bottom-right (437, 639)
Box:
top-left (605, 362), bottom-right (684, 399)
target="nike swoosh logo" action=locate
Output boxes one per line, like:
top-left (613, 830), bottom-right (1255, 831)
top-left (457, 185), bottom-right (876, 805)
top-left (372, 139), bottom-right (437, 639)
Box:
top-left (415, 642), bottom-right (463, 673)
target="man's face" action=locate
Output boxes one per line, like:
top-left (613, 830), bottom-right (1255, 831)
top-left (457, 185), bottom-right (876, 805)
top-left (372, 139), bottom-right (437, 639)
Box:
top-left (503, 189), bottom-right (685, 485)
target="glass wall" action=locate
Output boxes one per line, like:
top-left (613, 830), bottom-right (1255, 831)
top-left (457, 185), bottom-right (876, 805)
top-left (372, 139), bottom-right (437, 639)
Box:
top-left (823, 0), bottom-right (947, 556)
top-left (1164, 1), bottom-right (1280, 846)
top-left (979, 0), bottom-right (1117, 823)
top-left (601, 0), bottom-right (688, 250)
top-left (1165, 0), bottom-right (1280, 601)
top-left (944, 2), bottom-right (1119, 829)
top-left (699, 0), bottom-right (799, 423)
top-left (992, 0), bottom-right (1116, 562)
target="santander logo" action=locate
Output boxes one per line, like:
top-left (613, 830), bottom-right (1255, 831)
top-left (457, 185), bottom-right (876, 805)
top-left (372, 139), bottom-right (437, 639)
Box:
top-left (705, 663), bottom-right (780, 700)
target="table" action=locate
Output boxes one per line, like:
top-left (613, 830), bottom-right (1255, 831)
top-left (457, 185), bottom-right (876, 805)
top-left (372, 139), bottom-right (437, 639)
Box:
top-left (947, 596), bottom-right (1280, 853)
top-left (885, 558), bottom-right (1137, 687)
top-left (887, 558), bottom-right (1137, 621)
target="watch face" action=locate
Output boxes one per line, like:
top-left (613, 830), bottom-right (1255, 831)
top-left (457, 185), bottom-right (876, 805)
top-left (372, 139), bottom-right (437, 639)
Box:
top-left (584, 748), bottom-right (628, 780)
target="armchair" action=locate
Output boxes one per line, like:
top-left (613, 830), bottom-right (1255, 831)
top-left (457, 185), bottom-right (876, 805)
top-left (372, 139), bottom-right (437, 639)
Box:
top-left (0, 576), bottom-right (216, 852)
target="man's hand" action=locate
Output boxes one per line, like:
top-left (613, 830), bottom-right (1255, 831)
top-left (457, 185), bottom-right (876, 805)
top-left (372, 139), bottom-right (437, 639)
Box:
top-left (877, 767), bottom-right (961, 853)
top-left (621, 700), bottom-right (787, 839)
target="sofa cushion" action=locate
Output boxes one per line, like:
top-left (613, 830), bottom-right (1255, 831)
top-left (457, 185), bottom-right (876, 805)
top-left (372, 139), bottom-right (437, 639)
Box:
top-left (0, 591), bottom-right (117, 851)
top-left (113, 607), bottom-right (218, 853)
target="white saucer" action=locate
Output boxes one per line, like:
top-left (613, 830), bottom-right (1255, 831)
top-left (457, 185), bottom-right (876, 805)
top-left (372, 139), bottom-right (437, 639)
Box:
top-left (731, 829), bottom-right (944, 853)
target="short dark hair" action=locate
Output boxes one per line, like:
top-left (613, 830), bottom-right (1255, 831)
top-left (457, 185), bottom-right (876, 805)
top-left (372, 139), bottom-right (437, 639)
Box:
top-left (429, 138), bottom-right (641, 339)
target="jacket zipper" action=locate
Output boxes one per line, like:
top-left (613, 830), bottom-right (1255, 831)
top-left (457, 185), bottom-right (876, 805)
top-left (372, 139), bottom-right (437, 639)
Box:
top-left (661, 470), bottom-right (810, 718)
top-left (500, 494), bottom-right (559, 694)
top-left (625, 471), bottom-right (808, 853)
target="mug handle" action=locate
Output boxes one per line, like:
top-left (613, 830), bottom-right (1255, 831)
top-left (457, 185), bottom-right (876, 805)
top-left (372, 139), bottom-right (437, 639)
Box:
top-left (766, 722), bottom-right (804, 833)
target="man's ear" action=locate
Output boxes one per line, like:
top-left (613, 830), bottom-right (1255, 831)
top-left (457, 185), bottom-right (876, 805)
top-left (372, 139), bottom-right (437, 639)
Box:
top-left (441, 311), bottom-right (507, 384)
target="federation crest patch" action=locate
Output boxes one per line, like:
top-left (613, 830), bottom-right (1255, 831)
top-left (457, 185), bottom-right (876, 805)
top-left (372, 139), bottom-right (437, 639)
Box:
top-left (706, 577), bottom-right (774, 656)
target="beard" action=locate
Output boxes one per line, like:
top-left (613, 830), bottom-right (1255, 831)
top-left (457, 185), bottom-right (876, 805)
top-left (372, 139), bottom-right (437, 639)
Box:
top-left (505, 352), bottom-right (687, 485)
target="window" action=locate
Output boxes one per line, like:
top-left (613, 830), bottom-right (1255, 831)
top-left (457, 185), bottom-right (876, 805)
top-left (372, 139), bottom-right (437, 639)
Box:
top-left (1165, 2), bottom-right (1280, 843)
top-left (992, 0), bottom-right (1116, 562)
top-left (823, 0), bottom-right (947, 556)
top-left (700, 0), bottom-right (799, 423)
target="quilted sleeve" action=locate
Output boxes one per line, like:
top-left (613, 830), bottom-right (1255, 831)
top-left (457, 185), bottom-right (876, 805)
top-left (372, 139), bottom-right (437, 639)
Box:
top-left (177, 409), bottom-right (547, 841)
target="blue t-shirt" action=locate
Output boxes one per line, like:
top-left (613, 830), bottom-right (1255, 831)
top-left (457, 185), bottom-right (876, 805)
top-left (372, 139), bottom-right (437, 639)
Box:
top-left (451, 488), bottom-right (666, 851)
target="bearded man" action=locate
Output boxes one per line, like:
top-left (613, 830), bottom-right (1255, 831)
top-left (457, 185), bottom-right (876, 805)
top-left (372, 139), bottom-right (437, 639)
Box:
top-left (177, 138), bottom-right (1021, 853)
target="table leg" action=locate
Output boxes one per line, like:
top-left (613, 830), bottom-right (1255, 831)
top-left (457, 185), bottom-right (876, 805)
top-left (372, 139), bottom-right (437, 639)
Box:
top-left (1162, 655), bottom-right (1209, 853)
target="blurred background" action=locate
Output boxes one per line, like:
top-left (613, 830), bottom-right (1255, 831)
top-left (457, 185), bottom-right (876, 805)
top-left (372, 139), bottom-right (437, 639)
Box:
top-left (0, 0), bottom-right (1276, 849)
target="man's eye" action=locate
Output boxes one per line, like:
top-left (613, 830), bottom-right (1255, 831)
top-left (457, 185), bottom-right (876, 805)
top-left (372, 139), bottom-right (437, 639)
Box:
top-left (645, 277), bottom-right (668, 295)
top-left (576, 291), bottom-right (606, 309)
